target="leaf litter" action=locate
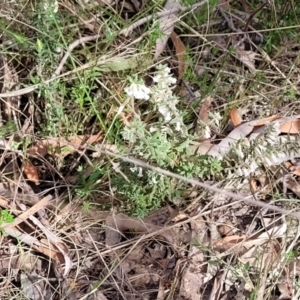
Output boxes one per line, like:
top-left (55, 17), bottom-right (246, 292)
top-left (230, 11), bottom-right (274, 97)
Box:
top-left (0, 0), bottom-right (300, 299)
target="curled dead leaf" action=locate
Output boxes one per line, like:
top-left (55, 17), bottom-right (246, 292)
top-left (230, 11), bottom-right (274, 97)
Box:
top-left (23, 161), bottom-right (40, 185)
top-left (26, 142), bottom-right (48, 158)
top-left (170, 32), bottom-right (187, 80)
top-left (25, 133), bottom-right (102, 162)
top-left (230, 107), bottom-right (242, 127)
top-left (279, 118), bottom-right (300, 134)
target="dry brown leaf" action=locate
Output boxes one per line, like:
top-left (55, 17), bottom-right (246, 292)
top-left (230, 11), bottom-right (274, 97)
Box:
top-left (67, 133), bottom-right (102, 146)
top-left (292, 166), bottom-right (300, 177)
top-left (26, 142), bottom-right (48, 158)
top-left (208, 114), bottom-right (293, 158)
top-left (250, 179), bottom-right (259, 192)
top-left (190, 140), bottom-right (213, 155)
top-left (218, 224), bottom-right (233, 236)
top-left (284, 176), bottom-right (300, 197)
top-left (23, 161), bottom-right (40, 185)
top-left (196, 96), bottom-right (213, 141)
top-left (198, 96), bottom-right (212, 124)
top-left (4, 226), bottom-right (62, 262)
top-left (250, 176), bottom-right (268, 192)
top-left (277, 282), bottom-right (292, 299)
top-left (253, 115), bottom-right (282, 127)
top-left (239, 240), bottom-right (279, 269)
top-left (235, 46), bottom-right (257, 72)
top-left (21, 273), bottom-right (46, 300)
top-left (31, 132), bottom-right (103, 158)
top-left (218, 0), bottom-right (230, 9)
top-left (91, 291), bottom-right (108, 300)
top-left (106, 213), bottom-right (162, 247)
top-left (279, 118), bottom-right (300, 134)
top-left (43, 132), bottom-right (102, 152)
top-left (212, 235), bottom-right (246, 252)
top-left (170, 31), bottom-right (187, 80)
top-left (154, 0), bottom-right (181, 59)
top-left (230, 107), bottom-right (242, 127)
top-left (283, 161), bottom-right (300, 176)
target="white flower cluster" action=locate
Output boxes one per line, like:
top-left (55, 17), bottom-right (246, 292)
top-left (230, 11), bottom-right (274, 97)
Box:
top-left (44, 0), bottom-right (58, 13)
top-left (124, 65), bottom-right (183, 131)
top-left (124, 78), bottom-right (150, 100)
top-left (231, 123), bottom-right (298, 177)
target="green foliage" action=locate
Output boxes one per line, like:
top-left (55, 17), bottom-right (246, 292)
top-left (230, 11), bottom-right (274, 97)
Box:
top-left (0, 121), bottom-right (17, 136)
top-left (178, 154), bottom-right (222, 179)
top-left (116, 122), bottom-right (223, 216)
top-left (0, 209), bottom-right (14, 235)
top-left (82, 201), bottom-right (92, 212)
top-left (0, 209), bottom-right (14, 224)
top-left (75, 165), bottom-right (107, 199)
top-left (112, 167), bottom-right (181, 217)
top-left (110, 65), bottom-right (224, 216)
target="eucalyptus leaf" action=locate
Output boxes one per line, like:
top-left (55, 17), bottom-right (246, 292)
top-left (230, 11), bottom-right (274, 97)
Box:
top-left (97, 56), bottom-right (151, 72)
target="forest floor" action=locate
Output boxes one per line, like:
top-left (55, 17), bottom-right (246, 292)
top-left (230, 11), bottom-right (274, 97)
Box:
top-left (0, 0), bottom-right (300, 299)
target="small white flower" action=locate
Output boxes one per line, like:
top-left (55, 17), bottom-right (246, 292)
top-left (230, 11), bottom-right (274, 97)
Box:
top-left (153, 65), bottom-right (177, 87)
top-left (151, 176), bottom-right (158, 184)
top-left (124, 82), bottom-right (150, 100)
top-left (44, 0), bottom-right (58, 13)
top-left (130, 166), bottom-right (137, 173)
top-left (203, 125), bottom-right (211, 139)
top-left (235, 143), bottom-right (244, 158)
top-left (158, 104), bottom-right (172, 122)
top-left (54, 0), bottom-right (58, 13)
top-left (175, 121), bottom-right (181, 132)
top-left (249, 160), bottom-right (258, 173)
top-left (137, 167), bottom-right (143, 177)
top-left (149, 126), bottom-right (157, 133)
top-left (130, 165), bottom-right (143, 177)
top-left (153, 74), bottom-right (177, 86)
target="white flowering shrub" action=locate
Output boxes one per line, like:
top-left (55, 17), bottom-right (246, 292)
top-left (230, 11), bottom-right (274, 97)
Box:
top-left (223, 122), bottom-right (299, 177)
top-left (124, 65), bottom-right (185, 132)
top-left (111, 65), bottom-right (222, 217)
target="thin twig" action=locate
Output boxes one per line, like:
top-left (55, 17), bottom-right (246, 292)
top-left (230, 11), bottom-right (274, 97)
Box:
top-left (218, 6), bottom-right (240, 33)
top-left (120, 0), bottom-right (209, 36)
top-left (52, 35), bottom-right (101, 78)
